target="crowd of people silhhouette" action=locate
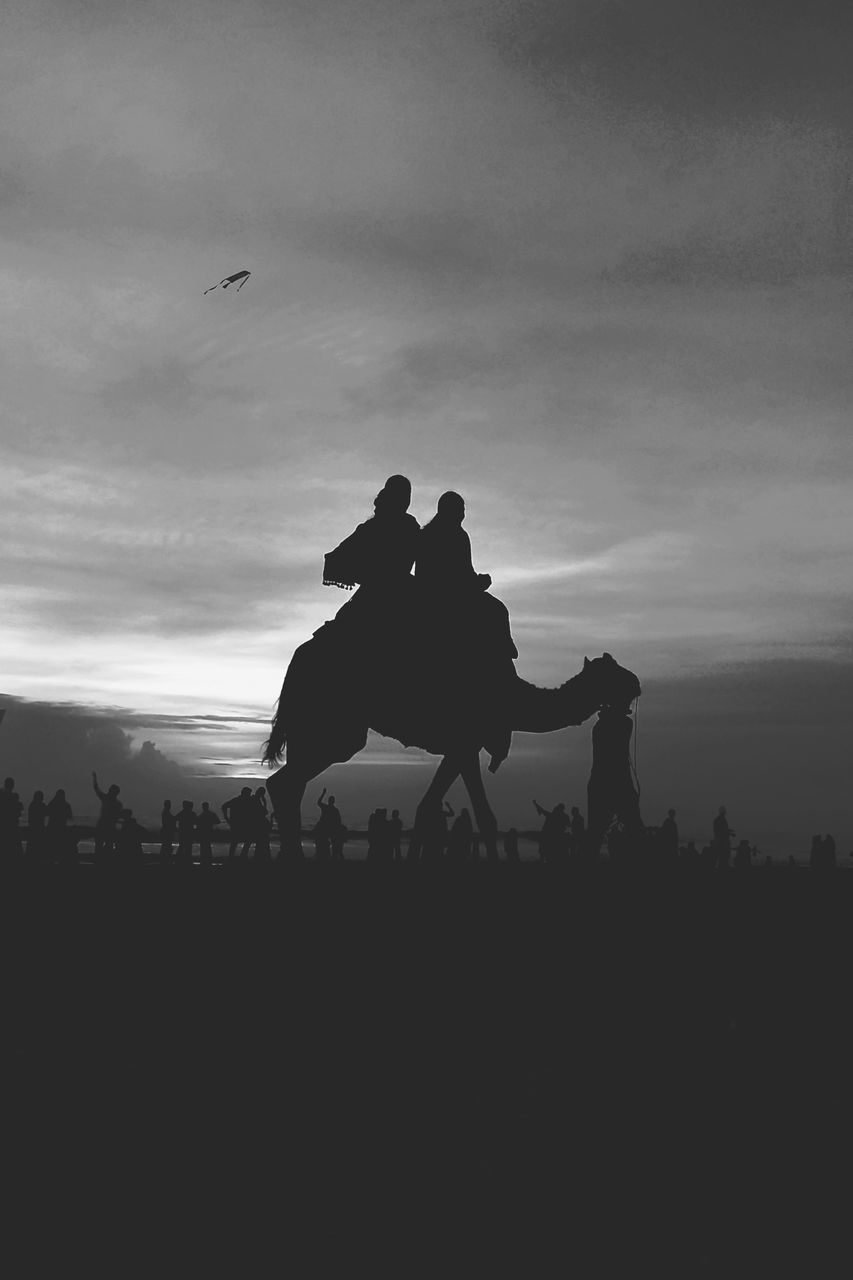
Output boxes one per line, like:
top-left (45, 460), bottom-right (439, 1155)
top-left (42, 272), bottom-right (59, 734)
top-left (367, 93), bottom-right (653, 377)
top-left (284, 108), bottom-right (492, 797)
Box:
top-left (0, 772), bottom-right (274, 868)
top-left (0, 770), bottom-right (843, 869)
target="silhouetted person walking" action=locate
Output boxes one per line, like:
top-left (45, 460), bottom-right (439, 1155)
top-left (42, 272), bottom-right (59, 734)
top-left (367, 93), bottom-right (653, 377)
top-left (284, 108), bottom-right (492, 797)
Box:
top-left (223, 787), bottom-right (253, 858)
top-left (368, 808), bottom-right (392, 862)
top-left (176, 800), bottom-right (196, 866)
top-left (159, 800), bottom-right (176, 864)
top-left (389, 809), bottom-right (403, 861)
top-left (27, 790), bottom-right (48, 861)
top-left (586, 702), bottom-right (644, 858)
top-left (811, 833), bottom-right (837, 871)
top-left (712, 807), bottom-right (734, 871)
top-left (448, 808), bottom-right (473, 863)
top-left (412, 799), bottom-right (451, 862)
top-left (330, 816), bottom-right (345, 862)
top-left (376, 808), bottom-right (392, 862)
top-left (46, 789), bottom-right (74, 864)
top-left (250, 787), bottom-right (271, 860)
top-left (316, 787), bottom-right (345, 860)
top-left (92, 772), bottom-right (122, 866)
top-left (734, 839), bottom-right (752, 871)
top-left (366, 809), bottom-right (378, 861)
top-left (660, 809), bottom-right (679, 866)
top-left (196, 802), bottom-right (220, 867)
top-left (533, 800), bottom-right (569, 863)
top-left (0, 777), bottom-right (23, 860)
top-left (116, 809), bottom-right (145, 865)
top-left (504, 827), bottom-right (519, 863)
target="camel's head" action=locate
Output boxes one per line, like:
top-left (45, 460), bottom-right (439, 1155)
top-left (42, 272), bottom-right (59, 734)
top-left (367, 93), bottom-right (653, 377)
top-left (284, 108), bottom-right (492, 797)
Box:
top-left (582, 652), bottom-right (642, 708)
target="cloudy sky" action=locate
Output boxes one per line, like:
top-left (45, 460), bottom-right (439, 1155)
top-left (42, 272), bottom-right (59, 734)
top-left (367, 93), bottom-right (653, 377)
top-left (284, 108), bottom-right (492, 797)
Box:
top-left (1, 0), bottom-right (851, 850)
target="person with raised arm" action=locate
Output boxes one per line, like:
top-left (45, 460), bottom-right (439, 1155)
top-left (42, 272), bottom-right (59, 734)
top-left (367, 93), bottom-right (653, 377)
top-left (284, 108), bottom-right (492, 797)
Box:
top-left (532, 799), bottom-right (569, 863)
top-left (92, 772), bottom-right (122, 865)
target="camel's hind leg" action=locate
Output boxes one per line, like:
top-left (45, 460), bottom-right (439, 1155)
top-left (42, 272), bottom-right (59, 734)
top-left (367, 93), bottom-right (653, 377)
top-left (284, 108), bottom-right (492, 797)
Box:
top-left (411, 756), bottom-right (461, 859)
top-left (459, 749), bottom-right (499, 861)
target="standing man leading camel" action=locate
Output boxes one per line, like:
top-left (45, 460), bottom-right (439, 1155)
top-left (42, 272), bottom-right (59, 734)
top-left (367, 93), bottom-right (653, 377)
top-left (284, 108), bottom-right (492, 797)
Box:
top-left (585, 688), bottom-right (644, 858)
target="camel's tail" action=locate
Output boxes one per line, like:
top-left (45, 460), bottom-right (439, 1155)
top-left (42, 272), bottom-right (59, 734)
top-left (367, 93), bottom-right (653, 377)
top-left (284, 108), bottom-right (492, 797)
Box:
top-left (261, 679), bottom-right (288, 766)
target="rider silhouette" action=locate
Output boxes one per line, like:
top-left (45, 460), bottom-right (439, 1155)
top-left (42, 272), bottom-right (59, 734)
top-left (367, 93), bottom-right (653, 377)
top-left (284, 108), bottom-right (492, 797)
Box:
top-left (324, 475), bottom-right (419, 603)
top-left (320, 477), bottom-right (421, 707)
top-left (415, 491), bottom-right (517, 771)
top-left (415, 491), bottom-right (491, 598)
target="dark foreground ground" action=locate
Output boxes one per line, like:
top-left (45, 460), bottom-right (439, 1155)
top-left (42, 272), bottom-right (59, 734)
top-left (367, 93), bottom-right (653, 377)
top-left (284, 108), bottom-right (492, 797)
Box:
top-left (5, 863), bottom-right (853, 1277)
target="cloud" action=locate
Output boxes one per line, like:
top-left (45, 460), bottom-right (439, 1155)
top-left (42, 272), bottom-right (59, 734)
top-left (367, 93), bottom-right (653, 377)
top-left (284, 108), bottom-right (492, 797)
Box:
top-left (490, 0), bottom-right (853, 125)
top-left (496, 533), bottom-right (693, 589)
top-left (0, 694), bottom-right (191, 822)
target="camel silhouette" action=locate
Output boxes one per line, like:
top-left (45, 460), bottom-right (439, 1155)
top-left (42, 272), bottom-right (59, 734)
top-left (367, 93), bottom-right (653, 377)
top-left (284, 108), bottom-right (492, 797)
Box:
top-left (263, 637), bottom-right (641, 858)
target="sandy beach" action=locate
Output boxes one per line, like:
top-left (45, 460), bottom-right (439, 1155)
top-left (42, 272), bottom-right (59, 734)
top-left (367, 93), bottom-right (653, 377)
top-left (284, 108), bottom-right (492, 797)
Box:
top-left (6, 861), bottom-right (853, 1274)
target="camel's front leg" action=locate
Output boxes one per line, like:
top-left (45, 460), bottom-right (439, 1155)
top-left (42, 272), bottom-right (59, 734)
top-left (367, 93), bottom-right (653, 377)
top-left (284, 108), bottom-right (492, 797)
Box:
top-left (266, 764), bottom-right (307, 858)
top-left (266, 726), bottom-right (368, 860)
top-left (459, 750), bottom-right (499, 861)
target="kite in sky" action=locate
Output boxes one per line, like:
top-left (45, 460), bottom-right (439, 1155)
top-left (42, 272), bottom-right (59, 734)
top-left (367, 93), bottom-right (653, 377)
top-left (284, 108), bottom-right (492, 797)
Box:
top-left (203, 270), bottom-right (251, 295)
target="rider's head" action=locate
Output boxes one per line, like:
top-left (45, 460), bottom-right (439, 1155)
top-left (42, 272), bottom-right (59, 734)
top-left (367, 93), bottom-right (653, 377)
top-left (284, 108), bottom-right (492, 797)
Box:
top-left (436, 491), bottom-right (465, 524)
top-left (374, 475), bottom-right (412, 514)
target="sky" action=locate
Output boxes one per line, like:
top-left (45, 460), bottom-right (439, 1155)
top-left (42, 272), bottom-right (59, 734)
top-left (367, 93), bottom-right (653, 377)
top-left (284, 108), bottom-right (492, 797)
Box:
top-left (1, 0), bottom-right (851, 851)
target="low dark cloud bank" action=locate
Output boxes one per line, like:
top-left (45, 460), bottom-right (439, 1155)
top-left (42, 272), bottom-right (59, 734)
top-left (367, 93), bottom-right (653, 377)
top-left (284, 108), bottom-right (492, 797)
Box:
top-left (0, 696), bottom-right (242, 823)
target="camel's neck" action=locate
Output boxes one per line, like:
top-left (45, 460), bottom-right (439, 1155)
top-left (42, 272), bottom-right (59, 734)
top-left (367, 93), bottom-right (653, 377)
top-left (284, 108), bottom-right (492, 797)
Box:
top-left (510, 672), bottom-right (599, 733)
